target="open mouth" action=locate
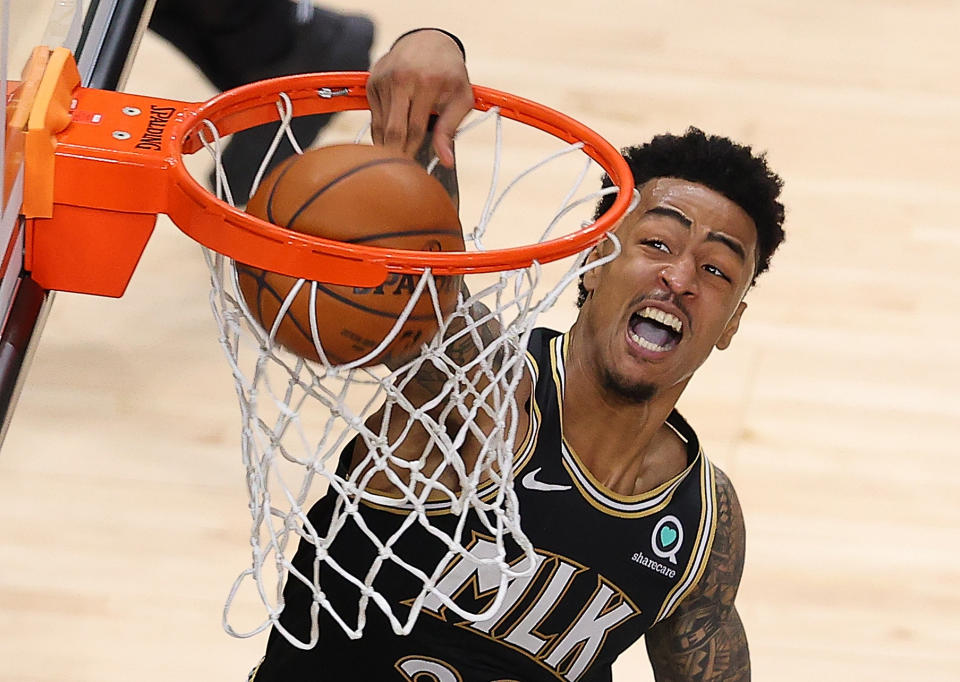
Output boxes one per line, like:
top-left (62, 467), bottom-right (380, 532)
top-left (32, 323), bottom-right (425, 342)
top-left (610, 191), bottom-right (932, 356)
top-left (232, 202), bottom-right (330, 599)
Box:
top-left (628, 306), bottom-right (683, 353)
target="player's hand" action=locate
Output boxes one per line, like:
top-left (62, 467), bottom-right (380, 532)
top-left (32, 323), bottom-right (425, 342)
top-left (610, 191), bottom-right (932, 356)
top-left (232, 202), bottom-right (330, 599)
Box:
top-left (367, 30), bottom-right (473, 168)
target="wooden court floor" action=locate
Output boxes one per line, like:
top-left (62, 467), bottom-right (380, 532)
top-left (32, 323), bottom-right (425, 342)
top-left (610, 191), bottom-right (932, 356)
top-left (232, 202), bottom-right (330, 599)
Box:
top-left (1, 1), bottom-right (958, 680)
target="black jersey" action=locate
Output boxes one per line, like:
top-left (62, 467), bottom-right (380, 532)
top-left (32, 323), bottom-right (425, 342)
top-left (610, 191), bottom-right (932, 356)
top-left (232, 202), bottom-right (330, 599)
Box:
top-left (252, 328), bottom-right (719, 682)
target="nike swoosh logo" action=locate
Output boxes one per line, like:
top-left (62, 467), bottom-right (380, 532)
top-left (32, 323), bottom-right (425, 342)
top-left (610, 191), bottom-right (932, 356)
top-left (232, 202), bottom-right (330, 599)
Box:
top-left (521, 467), bottom-right (572, 492)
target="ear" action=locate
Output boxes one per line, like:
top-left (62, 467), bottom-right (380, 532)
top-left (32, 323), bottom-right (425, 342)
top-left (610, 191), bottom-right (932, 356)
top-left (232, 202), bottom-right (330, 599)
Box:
top-left (716, 301), bottom-right (747, 350)
top-left (580, 243), bottom-right (607, 296)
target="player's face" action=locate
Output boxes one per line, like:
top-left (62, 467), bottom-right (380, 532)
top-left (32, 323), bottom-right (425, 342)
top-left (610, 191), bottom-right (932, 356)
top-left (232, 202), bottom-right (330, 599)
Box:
top-left (577, 178), bottom-right (758, 402)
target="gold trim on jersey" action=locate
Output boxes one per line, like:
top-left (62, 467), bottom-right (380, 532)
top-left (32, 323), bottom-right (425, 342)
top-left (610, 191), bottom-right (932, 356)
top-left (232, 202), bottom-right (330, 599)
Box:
top-left (394, 655), bottom-right (466, 682)
top-left (549, 333), bottom-right (703, 518)
top-left (654, 457), bottom-right (718, 623)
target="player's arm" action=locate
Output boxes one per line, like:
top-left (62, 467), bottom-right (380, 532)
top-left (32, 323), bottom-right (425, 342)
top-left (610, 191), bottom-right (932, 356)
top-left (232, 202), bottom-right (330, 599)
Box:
top-left (390, 133), bottom-right (510, 414)
top-left (644, 468), bottom-right (751, 681)
top-left (371, 31), bottom-right (500, 396)
top-left (364, 29), bottom-right (522, 449)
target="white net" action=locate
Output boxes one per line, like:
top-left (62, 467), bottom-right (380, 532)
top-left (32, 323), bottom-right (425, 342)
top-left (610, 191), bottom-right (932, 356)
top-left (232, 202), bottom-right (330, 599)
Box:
top-left (194, 91), bottom-right (629, 646)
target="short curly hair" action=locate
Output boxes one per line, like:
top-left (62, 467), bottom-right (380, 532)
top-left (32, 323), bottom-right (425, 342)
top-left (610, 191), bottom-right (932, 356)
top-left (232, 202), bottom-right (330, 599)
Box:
top-left (576, 127), bottom-right (785, 307)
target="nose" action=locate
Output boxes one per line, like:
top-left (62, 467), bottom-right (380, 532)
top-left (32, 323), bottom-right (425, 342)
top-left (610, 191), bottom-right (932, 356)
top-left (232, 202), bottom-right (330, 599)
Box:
top-left (659, 257), bottom-right (698, 297)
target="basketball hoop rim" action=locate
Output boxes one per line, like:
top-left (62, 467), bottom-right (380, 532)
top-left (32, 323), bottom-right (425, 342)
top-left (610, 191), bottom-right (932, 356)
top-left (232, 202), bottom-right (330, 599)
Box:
top-left (169, 72), bottom-right (635, 277)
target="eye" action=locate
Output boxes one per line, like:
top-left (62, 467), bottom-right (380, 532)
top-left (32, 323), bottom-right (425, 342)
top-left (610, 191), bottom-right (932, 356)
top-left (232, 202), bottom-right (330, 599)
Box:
top-left (642, 239), bottom-right (671, 253)
top-left (703, 263), bottom-right (730, 282)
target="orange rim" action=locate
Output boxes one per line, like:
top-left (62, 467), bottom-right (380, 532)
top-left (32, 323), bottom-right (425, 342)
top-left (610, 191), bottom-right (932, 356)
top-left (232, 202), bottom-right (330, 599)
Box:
top-left (167, 72), bottom-right (634, 278)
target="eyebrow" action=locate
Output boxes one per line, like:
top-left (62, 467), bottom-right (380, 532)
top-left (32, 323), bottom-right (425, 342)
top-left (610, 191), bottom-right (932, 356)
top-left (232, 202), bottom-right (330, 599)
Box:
top-left (706, 231), bottom-right (747, 262)
top-left (647, 205), bottom-right (691, 226)
top-left (646, 205), bottom-right (747, 263)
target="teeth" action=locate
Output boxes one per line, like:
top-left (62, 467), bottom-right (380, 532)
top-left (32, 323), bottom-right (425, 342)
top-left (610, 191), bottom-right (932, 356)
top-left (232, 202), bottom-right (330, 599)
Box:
top-left (638, 307), bottom-right (682, 334)
top-left (629, 330), bottom-right (670, 352)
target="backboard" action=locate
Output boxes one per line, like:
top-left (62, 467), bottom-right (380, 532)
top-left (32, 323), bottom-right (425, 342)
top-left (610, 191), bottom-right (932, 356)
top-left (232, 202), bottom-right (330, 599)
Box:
top-left (0, 0), bottom-right (153, 445)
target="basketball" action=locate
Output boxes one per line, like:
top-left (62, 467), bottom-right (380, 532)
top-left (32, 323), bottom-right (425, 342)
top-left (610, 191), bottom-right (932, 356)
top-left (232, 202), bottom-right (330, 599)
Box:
top-left (238, 144), bottom-right (464, 366)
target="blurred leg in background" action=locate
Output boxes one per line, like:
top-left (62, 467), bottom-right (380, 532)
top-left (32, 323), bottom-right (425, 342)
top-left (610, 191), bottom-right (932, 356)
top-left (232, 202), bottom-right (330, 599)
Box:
top-left (149, 0), bottom-right (375, 199)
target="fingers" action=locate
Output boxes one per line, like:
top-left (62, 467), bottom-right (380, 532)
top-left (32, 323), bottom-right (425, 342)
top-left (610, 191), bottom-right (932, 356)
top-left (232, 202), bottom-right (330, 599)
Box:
top-left (367, 75), bottom-right (439, 158)
top-left (404, 93), bottom-right (436, 158)
top-left (366, 30), bottom-right (471, 163)
top-left (381, 83), bottom-right (413, 152)
top-left (367, 85), bottom-right (384, 146)
top-left (368, 67), bottom-right (412, 149)
top-left (431, 86), bottom-right (473, 168)
top-left (368, 65), bottom-right (421, 154)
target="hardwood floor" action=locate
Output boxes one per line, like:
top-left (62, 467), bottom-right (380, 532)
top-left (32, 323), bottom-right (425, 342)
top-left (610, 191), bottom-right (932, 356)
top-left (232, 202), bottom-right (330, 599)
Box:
top-left (1, 1), bottom-right (958, 680)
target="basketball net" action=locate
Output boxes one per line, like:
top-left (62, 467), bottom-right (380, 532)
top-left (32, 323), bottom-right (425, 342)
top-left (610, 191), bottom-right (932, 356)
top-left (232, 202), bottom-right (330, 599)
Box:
top-left (198, 94), bottom-right (629, 646)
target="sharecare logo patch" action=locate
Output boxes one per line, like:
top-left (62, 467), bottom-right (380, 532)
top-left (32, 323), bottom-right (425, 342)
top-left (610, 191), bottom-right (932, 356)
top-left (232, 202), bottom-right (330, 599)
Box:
top-left (651, 515), bottom-right (683, 564)
top-left (629, 551), bottom-right (677, 579)
top-left (629, 515), bottom-right (684, 579)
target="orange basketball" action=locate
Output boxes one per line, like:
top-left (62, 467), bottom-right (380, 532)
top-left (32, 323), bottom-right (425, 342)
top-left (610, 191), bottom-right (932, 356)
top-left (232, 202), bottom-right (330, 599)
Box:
top-left (238, 144), bottom-right (464, 366)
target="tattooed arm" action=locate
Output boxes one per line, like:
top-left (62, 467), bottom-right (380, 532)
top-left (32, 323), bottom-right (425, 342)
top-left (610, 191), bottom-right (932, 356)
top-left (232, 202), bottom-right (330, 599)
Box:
top-left (355, 106), bottom-right (527, 486)
top-left (644, 468), bottom-right (750, 681)
top-left (387, 112), bottom-right (512, 401)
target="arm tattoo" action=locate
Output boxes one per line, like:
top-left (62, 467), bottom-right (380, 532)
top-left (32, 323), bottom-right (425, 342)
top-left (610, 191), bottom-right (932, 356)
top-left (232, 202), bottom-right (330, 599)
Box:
top-left (414, 115), bottom-right (460, 208)
top-left (403, 291), bottom-right (500, 395)
top-left (645, 468), bottom-right (750, 681)
top-left (405, 120), bottom-right (502, 396)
